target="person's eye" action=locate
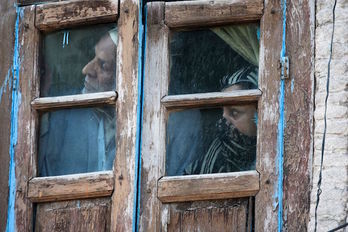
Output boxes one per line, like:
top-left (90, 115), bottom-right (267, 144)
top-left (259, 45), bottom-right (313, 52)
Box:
top-left (229, 109), bottom-right (240, 119)
top-left (102, 63), bottom-right (111, 71)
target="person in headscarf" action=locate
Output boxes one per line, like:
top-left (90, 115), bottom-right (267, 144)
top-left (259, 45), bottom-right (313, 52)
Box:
top-left (183, 65), bottom-right (258, 175)
top-left (38, 29), bottom-right (118, 176)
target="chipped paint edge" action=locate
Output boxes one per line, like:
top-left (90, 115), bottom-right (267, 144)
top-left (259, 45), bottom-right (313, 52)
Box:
top-left (276, 0), bottom-right (287, 231)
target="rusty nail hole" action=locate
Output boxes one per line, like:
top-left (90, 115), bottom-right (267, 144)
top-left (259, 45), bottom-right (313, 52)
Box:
top-left (265, 179), bottom-right (270, 184)
top-left (118, 174), bottom-right (123, 180)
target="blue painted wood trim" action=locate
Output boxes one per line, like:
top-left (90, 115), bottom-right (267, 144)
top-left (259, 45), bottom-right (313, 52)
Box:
top-left (6, 5), bottom-right (23, 232)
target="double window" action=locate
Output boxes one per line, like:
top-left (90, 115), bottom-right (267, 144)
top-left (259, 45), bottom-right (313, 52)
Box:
top-left (13, 0), bottom-right (285, 230)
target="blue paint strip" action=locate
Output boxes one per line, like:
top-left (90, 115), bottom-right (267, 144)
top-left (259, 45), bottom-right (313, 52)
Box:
top-left (6, 6), bottom-right (22, 232)
top-left (133, 0), bottom-right (146, 231)
top-left (277, 0), bottom-right (287, 231)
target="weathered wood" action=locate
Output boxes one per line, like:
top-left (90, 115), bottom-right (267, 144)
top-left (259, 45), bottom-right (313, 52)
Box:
top-left (35, 0), bottom-right (118, 31)
top-left (28, 171), bottom-right (114, 202)
top-left (35, 198), bottom-right (111, 232)
top-left (14, 6), bottom-right (37, 231)
top-left (254, 0), bottom-right (283, 231)
top-left (109, 0), bottom-right (139, 230)
top-left (31, 91), bottom-right (117, 110)
top-left (162, 89), bottom-right (261, 110)
top-left (165, 0), bottom-right (263, 29)
top-left (283, 0), bottom-right (313, 230)
top-left (168, 199), bottom-right (249, 232)
top-left (139, 2), bottom-right (168, 231)
top-left (0, 2), bottom-right (16, 230)
top-left (158, 171), bottom-right (259, 203)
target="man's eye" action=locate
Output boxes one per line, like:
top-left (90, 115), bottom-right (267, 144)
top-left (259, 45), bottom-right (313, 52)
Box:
top-left (102, 63), bottom-right (111, 70)
top-left (229, 109), bottom-right (240, 119)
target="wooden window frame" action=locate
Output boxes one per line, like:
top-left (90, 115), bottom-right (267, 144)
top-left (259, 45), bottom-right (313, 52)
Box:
top-left (140, 0), bottom-right (270, 230)
top-left (13, 0), bottom-right (142, 230)
top-left (25, 0), bottom-right (119, 203)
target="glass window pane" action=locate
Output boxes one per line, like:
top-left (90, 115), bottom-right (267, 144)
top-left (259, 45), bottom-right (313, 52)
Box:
top-left (38, 106), bottom-right (116, 176)
top-left (166, 105), bottom-right (257, 176)
top-left (169, 24), bottom-right (259, 95)
top-left (40, 23), bottom-right (118, 97)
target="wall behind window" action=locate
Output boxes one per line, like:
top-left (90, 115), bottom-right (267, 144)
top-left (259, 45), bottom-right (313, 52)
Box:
top-left (309, 0), bottom-right (348, 231)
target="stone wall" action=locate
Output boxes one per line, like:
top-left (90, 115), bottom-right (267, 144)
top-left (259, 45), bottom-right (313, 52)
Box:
top-left (309, 0), bottom-right (348, 231)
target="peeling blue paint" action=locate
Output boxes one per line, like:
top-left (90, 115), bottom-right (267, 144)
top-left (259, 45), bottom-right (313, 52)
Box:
top-left (0, 69), bottom-right (11, 103)
top-left (133, 0), bottom-right (146, 230)
top-left (6, 5), bottom-right (22, 232)
top-left (277, 0), bottom-right (287, 231)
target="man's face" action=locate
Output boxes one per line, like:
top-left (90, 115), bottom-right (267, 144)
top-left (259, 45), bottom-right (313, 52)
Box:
top-left (222, 85), bottom-right (257, 137)
top-left (82, 35), bottom-right (116, 93)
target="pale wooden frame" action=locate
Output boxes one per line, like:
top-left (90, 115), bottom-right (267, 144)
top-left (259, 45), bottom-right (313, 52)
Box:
top-left (158, 171), bottom-right (259, 203)
top-left (140, 0), bottom-right (263, 230)
top-left (26, 0), bottom-right (119, 202)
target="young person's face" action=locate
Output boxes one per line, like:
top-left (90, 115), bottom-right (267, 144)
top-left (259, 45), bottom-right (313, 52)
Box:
top-left (82, 35), bottom-right (116, 93)
top-left (222, 85), bottom-right (257, 136)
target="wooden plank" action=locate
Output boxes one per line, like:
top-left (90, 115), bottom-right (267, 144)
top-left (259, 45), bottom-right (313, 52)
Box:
top-left (28, 171), bottom-right (114, 202)
top-left (14, 6), bottom-right (36, 231)
top-left (254, 0), bottom-right (283, 231)
top-left (0, 3), bottom-right (16, 230)
top-left (35, 0), bottom-right (118, 31)
top-left (168, 199), bottom-right (249, 231)
top-left (109, 0), bottom-right (139, 230)
top-left (161, 89), bottom-right (261, 109)
top-left (35, 198), bottom-right (111, 232)
top-left (138, 2), bottom-right (168, 231)
top-left (158, 171), bottom-right (259, 203)
top-left (165, 0), bottom-right (263, 29)
top-left (282, 0), bottom-right (313, 230)
top-left (31, 91), bottom-right (117, 110)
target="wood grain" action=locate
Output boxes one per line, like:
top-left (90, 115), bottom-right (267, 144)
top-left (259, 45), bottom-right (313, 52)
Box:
top-left (165, 0), bottom-right (263, 29)
top-left (255, 0), bottom-right (283, 230)
top-left (14, 6), bottom-right (36, 231)
top-left (31, 91), bottom-right (117, 110)
top-left (35, 0), bottom-right (118, 31)
top-left (109, 0), bottom-right (140, 230)
top-left (158, 171), bottom-right (259, 203)
top-left (283, 0), bottom-right (313, 230)
top-left (139, 2), bottom-right (168, 231)
top-left (162, 89), bottom-right (261, 109)
top-left (28, 171), bottom-right (114, 202)
top-left (168, 199), bottom-right (249, 232)
top-left (35, 198), bottom-right (111, 232)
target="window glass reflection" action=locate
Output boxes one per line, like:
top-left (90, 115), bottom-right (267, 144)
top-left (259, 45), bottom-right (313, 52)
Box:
top-left (38, 106), bottom-right (116, 176)
top-left (169, 24), bottom-right (259, 95)
top-left (166, 104), bottom-right (257, 176)
top-left (40, 24), bottom-right (117, 97)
